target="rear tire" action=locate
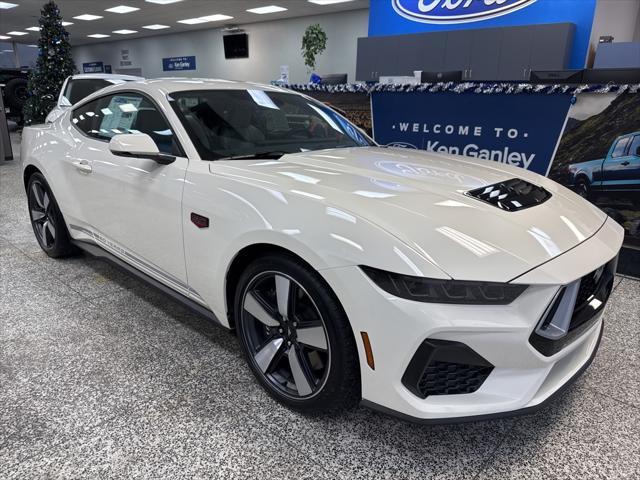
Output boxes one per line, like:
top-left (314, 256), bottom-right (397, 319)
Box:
top-left (234, 254), bottom-right (360, 413)
top-left (27, 172), bottom-right (77, 258)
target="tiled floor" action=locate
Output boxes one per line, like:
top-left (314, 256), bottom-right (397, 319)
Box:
top-left (1, 133), bottom-right (639, 479)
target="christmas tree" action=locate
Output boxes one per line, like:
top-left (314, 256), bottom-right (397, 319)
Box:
top-left (23, 1), bottom-right (76, 125)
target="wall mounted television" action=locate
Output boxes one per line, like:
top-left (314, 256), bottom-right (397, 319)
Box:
top-left (223, 33), bottom-right (249, 59)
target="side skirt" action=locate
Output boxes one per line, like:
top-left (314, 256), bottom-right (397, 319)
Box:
top-left (72, 239), bottom-right (223, 327)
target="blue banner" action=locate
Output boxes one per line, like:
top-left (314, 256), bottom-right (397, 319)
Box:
top-left (162, 55), bottom-right (196, 72)
top-left (370, 0), bottom-right (596, 69)
top-left (82, 61), bottom-right (104, 73)
top-left (371, 91), bottom-right (572, 175)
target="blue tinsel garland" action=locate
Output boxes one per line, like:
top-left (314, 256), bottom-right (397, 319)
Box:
top-left (281, 82), bottom-right (640, 95)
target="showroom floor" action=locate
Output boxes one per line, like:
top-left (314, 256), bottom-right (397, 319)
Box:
top-left (1, 132), bottom-right (639, 480)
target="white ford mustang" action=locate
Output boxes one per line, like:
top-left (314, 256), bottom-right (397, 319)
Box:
top-left (21, 79), bottom-right (623, 423)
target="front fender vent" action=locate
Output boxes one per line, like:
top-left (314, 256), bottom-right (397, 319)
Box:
top-left (466, 178), bottom-right (551, 212)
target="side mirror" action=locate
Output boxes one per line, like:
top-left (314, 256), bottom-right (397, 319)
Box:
top-left (109, 133), bottom-right (175, 165)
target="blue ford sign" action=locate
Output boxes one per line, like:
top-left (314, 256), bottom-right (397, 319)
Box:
top-left (371, 0), bottom-right (597, 69)
top-left (392, 0), bottom-right (538, 24)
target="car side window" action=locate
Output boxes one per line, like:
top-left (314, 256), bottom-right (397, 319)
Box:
top-left (611, 137), bottom-right (630, 158)
top-left (71, 92), bottom-right (176, 154)
top-left (629, 135), bottom-right (640, 157)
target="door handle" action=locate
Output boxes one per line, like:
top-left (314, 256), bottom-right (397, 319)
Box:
top-left (620, 161), bottom-right (630, 166)
top-left (73, 161), bottom-right (92, 173)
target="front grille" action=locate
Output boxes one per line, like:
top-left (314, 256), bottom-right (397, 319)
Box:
top-left (530, 256), bottom-right (617, 356)
top-left (402, 339), bottom-right (493, 399)
top-left (466, 178), bottom-right (552, 212)
top-left (417, 361), bottom-right (493, 397)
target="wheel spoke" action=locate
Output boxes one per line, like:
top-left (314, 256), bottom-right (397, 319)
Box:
top-left (244, 291), bottom-right (279, 327)
top-left (45, 219), bottom-right (56, 241)
top-left (275, 275), bottom-right (291, 319)
top-left (31, 183), bottom-right (45, 209)
top-left (43, 191), bottom-right (50, 211)
top-left (254, 337), bottom-right (284, 373)
top-left (288, 347), bottom-right (314, 396)
top-left (296, 326), bottom-right (327, 351)
top-left (31, 209), bottom-right (45, 222)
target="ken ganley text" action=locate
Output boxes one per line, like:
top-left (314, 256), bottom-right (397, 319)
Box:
top-left (392, 122), bottom-right (536, 170)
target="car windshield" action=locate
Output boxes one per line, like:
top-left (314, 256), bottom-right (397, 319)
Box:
top-left (168, 89), bottom-right (374, 160)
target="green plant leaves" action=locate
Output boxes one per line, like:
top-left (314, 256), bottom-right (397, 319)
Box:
top-left (301, 24), bottom-right (327, 71)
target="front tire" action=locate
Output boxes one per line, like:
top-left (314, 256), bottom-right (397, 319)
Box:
top-left (575, 177), bottom-right (591, 199)
top-left (27, 173), bottom-right (77, 258)
top-left (234, 254), bottom-right (360, 413)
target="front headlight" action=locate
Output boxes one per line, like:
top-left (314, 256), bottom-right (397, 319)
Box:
top-left (361, 266), bottom-right (528, 305)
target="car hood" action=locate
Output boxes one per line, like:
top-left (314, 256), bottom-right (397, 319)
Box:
top-left (216, 147), bottom-right (607, 282)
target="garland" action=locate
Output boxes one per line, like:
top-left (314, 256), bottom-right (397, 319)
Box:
top-left (282, 82), bottom-right (640, 96)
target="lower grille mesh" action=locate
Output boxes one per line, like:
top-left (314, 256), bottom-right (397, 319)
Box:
top-left (417, 361), bottom-right (493, 397)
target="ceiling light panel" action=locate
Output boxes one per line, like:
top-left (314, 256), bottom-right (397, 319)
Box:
top-left (61, 21), bottom-right (74, 26)
top-left (0, 35), bottom-right (10, 39)
top-left (113, 29), bottom-right (138, 34)
top-left (105, 5), bottom-right (140, 14)
top-left (145, 0), bottom-right (183, 4)
top-left (87, 34), bottom-right (110, 38)
top-left (143, 24), bottom-right (170, 30)
top-left (0, 2), bottom-right (18, 9)
top-left (7, 31), bottom-right (28, 36)
top-left (308, 0), bottom-right (355, 4)
top-left (247, 5), bottom-right (288, 14)
top-left (25, 26), bottom-right (41, 31)
top-left (177, 17), bottom-right (210, 25)
top-left (74, 14), bottom-right (104, 21)
top-left (200, 14), bottom-right (234, 22)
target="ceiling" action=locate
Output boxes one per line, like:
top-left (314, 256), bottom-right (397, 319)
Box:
top-left (0, 0), bottom-right (369, 46)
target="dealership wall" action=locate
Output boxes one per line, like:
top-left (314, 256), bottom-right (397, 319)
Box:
top-left (589, 0), bottom-right (640, 48)
top-left (71, 9), bottom-right (368, 84)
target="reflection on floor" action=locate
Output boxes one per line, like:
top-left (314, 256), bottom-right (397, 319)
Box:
top-left (1, 133), bottom-right (639, 479)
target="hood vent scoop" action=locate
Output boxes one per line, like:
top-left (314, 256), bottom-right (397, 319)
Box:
top-left (466, 178), bottom-right (551, 212)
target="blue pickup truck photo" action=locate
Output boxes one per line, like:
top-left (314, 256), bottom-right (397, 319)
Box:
top-left (567, 132), bottom-right (640, 198)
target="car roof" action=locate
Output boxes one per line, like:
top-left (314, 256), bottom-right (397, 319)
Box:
top-left (70, 73), bottom-right (144, 82)
top-left (105, 77), bottom-right (291, 94)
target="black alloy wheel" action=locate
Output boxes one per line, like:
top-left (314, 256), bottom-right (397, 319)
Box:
top-left (27, 173), bottom-right (76, 257)
top-left (235, 255), bottom-right (360, 412)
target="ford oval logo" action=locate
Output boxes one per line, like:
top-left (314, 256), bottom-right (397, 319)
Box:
top-left (392, 0), bottom-right (538, 24)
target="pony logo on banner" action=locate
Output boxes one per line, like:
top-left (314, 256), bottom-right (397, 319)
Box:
top-left (392, 0), bottom-right (538, 24)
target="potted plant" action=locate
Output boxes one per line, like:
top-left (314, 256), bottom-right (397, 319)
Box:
top-left (301, 24), bottom-right (327, 83)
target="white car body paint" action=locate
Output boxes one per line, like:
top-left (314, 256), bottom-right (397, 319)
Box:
top-left (21, 79), bottom-right (624, 421)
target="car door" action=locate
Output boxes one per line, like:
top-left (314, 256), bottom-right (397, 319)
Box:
top-left (602, 135), bottom-right (637, 191)
top-left (66, 91), bottom-right (190, 288)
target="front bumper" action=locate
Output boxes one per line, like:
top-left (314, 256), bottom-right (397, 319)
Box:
top-left (320, 217), bottom-right (623, 422)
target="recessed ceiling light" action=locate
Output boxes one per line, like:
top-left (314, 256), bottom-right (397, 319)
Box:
top-left (200, 14), bottom-right (234, 22)
top-left (87, 34), bottom-right (110, 38)
top-left (113, 29), bottom-right (138, 34)
top-left (7, 31), bottom-right (28, 36)
top-left (0, 35), bottom-right (10, 39)
top-left (25, 26), bottom-right (41, 31)
top-left (145, 0), bottom-right (183, 4)
top-left (0, 2), bottom-right (18, 9)
top-left (177, 17), bottom-right (209, 25)
top-left (308, 0), bottom-right (355, 4)
top-left (74, 14), bottom-right (104, 21)
top-left (27, 44), bottom-right (38, 47)
top-left (143, 24), bottom-right (170, 30)
top-left (247, 5), bottom-right (288, 14)
top-left (105, 5), bottom-right (140, 14)
top-left (62, 21), bottom-right (74, 26)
